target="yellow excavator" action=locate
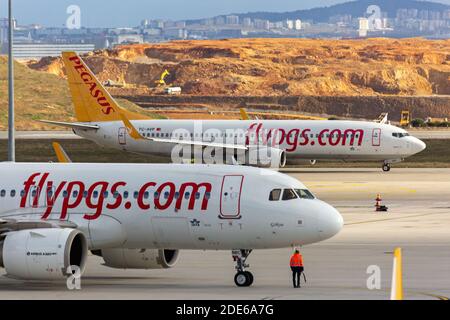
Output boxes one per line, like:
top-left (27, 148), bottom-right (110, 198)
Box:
top-left (400, 111), bottom-right (411, 127)
top-left (155, 69), bottom-right (170, 86)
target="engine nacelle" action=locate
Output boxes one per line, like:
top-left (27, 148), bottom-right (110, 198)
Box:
top-left (0, 228), bottom-right (88, 280)
top-left (99, 248), bottom-right (179, 269)
top-left (245, 146), bottom-right (286, 168)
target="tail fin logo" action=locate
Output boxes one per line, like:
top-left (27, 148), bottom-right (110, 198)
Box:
top-left (68, 56), bottom-right (115, 115)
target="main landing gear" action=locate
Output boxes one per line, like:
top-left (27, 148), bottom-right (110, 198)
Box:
top-left (232, 249), bottom-right (254, 287)
top-left (382, 162), bottom-right (391, 172)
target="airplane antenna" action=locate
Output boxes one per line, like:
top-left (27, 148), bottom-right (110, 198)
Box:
top-left (7, 0), bottom-right (15, 162)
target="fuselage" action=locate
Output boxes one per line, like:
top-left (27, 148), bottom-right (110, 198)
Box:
top-left (0, 162), bottom-right (343, 251)
top-left (75, 120), bottom-right (426, 163)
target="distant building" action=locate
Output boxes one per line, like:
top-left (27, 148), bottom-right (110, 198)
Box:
top-left (295, 19), bottom-right (302, 30)
top-left (116, 34), bottom-right (143, 44)
top-left (0, 17), bottom-right (17, 44)
top-left (358, 18), bottom-right (369, 37)
top-left (254, 19), bottom-right (270, 30)
top-left (10, 43), bottom-right (94, 60)
top-left (285, 20), bottom-right (294, 30)
top-left (143, 28), bottom-right (162, 36)
top-left (242, 18), bottom-right (253, 28)
top-left (225, 15), bottom-right (239, 25)
top-left (215, 16), bottom-right (225, 25)
top-left (164, 28), bottom-right (187, 39)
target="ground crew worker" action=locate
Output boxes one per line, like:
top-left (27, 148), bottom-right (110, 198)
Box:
top-left (290, 249), bottom-right (304, 288)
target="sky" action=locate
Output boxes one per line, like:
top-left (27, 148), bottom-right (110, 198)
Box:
top-left (1, 0), bottom-right (450, 27)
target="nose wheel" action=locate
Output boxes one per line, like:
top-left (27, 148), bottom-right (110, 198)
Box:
top-left (232, 249), bottom-right (254, 287)
top-left (382, 163), bottom-right (391, 172)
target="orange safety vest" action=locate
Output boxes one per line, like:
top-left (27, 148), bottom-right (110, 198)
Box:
top-left (290, 253), bottom-right (304, 267)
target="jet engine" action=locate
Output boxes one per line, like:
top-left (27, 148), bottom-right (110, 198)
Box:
top-left (0, 228), bottom-right (88, 280)
top-left (97, 248), bottom-right (179, 269)
top-left (245, 146), bottom-right (286, 168)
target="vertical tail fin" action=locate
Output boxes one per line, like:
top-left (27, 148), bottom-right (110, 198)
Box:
top-left (62, 51), bottom-right (149, 122)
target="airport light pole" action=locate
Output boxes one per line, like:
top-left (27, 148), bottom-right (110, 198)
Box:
top-left (8, 0), bottom-right (15, 162)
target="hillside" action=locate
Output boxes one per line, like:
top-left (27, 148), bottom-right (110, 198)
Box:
top-left (0, 56), bottom-right (75, 130)
top-left (29, 38), bottom-right (450, 97)
top-left (0, 56), bottom-right (162, 130)
top-left (188, 0), bottom-right (450, 24)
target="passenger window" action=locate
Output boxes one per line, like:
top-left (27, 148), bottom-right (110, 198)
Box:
top-left (269, 189), bottom-right (281, 201)
top-left (10, 190), bottom-right (16, 197)
top-left (295, 189), bottom-right (315, 199)
top-left (0, 190), bottom-right (5, 197)
top-left (282, 189), bottom-right (298, 201)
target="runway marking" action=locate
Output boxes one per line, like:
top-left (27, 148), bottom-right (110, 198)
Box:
top-left (344, 212), bottom-right (443, 226)
top-left (418, 292), bottom-right (449, 300)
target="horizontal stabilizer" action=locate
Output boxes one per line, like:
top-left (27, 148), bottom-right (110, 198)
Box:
top-left (39, 120), bottom-right (99, 130)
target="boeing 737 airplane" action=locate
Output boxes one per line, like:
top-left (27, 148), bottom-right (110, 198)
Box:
top-left (42, 52), bottom-right (426, 172)
top-left (0, 162), bottom-right (342, 286)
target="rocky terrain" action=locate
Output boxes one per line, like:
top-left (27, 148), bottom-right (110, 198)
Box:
top-left (29, 38), bottom-right (450, 97)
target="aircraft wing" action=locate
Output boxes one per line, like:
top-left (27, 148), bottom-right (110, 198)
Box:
top-left (0, 217), bottom-right (77, 239)
top-left (119, 113), bottom-right (248, 151)
top-left (52, 142), bottom-right (72, 163)
top-left (39, 120), bottom-right (100, 130)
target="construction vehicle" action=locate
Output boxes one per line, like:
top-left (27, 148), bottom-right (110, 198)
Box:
top-left (164, 87), bottom-right (182, 95)
top-left (400, 111), bottom-right (411, 127)
top-left (155, 69), bottom-right (170, 86)
top-left (103, 79), bottom-right (124, 88)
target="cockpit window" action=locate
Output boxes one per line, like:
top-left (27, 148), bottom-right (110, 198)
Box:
top-left (282, 189), bottom-right (298, 201)
top-left (392, 132), bottom-right (410, 138)
top-left (295, 189), bottom-right (315, 199)
top-left (269, 189), bottom-right (281, 201)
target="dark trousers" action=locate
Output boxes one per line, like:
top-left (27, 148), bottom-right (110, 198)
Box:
top-left (291, 266), bottom-right (304, 287)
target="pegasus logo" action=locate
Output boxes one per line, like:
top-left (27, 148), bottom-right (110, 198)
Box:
top-left (68, 56), bottom-right (115, 115)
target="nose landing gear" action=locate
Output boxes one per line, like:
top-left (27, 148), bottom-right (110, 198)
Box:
top-left (382, 163), bottom-right (391, 172)
top-left (232, 249), bottom-right (254, 287)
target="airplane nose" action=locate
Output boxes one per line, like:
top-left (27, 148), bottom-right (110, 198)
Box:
top-left (316, 201), bottom-right (344, 241)
top-left (412, 137), bottom-right (426, 154)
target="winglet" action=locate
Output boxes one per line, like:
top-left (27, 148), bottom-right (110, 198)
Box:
top-left (390, 247), bottom-right (403, 300)
top-left (119, 113), bottom-right (144, 140)
top-left (240, 108), bottom-right (250, 120)
top-left (52, 142), bottom-right (72, 163)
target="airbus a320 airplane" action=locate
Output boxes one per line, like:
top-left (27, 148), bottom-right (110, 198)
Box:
top-left (42, 52), bottom-right (426, 172)
top-left (0, 162), bottom-right (342, 287)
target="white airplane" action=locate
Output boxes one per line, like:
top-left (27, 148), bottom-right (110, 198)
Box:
top-left (42, 52), bottom-right (426, 172)
top-left (0, 161), bottom-right (342, 287)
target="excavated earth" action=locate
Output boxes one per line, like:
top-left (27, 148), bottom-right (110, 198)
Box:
top-left (27, 38), bottom-right (450, 120)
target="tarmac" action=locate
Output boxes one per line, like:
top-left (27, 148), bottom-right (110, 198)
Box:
top-left (0, 168), bottom-right (449, 300)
